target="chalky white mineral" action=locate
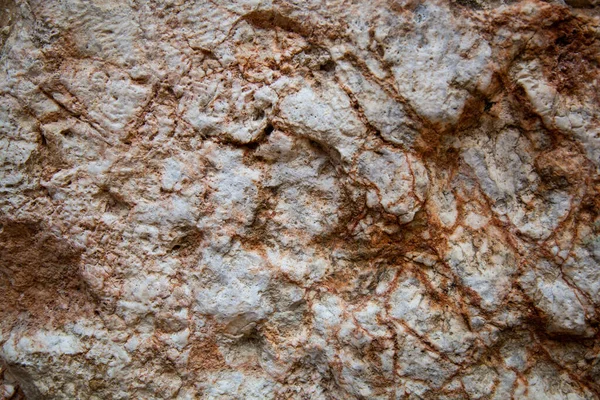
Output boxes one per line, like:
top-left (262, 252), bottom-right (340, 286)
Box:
top-left (1, 0), bottom-right (600, 398)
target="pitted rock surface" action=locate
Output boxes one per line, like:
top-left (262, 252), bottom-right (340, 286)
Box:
top-left (2, 0), bottom-right (600, 399)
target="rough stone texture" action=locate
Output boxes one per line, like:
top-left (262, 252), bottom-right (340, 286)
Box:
top-left (1, 0), bottom-right (600, 398)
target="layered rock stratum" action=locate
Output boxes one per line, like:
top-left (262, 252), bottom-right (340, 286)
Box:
top-left (2, 0), bottom-right (600, 398)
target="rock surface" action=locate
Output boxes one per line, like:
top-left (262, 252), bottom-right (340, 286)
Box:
top-left (1, 0), bottom-right (600, 398)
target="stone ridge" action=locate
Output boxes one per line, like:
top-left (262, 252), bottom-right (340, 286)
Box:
top-left (1, 0), bottom-right (600, 399)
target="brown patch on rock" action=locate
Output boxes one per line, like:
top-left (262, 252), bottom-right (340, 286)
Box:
top-left (241, 8), bottom-right (343, 42)
top-left (0, 219), bottom-right (92, 328)
top-left (535, 144), bottom-right (590, 188)
top-left (243, 10), bottom-right (312, 38)
top-left (188, 337), bottom-right (226, 371)
top-left (544, 19), bottom-right (599, 97)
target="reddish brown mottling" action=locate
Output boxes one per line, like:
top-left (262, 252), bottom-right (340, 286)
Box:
top-left (1, 0), bottom-right (600, 398)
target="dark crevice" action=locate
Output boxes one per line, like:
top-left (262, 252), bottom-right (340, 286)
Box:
top-left (263, 122), bottom-right (274, 136)
top-left (319, 59), bottom-right (336, 72)
top-left (243, 141), bottom-right (260, 150)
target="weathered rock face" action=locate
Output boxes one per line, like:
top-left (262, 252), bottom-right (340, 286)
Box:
top-left (1, 0), bottom-right (600, 398)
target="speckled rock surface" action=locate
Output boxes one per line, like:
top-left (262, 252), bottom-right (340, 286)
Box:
top-left (1, 0), bottom-right (600, 398)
